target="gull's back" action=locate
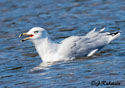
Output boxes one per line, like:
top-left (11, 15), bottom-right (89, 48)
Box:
top-left (57, 28), bottom-right (120, 59)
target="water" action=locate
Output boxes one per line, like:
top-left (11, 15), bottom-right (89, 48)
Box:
top-left (0, 0), bottom-right (125, 88)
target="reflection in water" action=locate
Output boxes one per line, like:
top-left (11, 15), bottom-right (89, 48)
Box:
top-left (31, 62), bottom-right (56, 72)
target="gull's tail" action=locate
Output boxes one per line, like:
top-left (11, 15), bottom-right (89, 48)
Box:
top-left (87, 27), bottom-right (120, 43)
top-left (86, 27), bottom-right (105, 37)
top-left (107, 31), bottom-right (121, 42)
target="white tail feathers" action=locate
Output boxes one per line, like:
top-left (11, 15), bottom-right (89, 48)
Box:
top-left (87, 27), bottom-right (105, 36)
top-left (108, 32), bottom-right (120, 43)
top-left (86, 27), bottom-right (96, 36)
top-left (99, 27), bottom-right (105, 32)
top-left (90, 27), bottom-right (96, 33)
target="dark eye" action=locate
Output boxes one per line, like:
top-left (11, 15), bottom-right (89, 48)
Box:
top-left (34, 31), bottom-right (39, 33)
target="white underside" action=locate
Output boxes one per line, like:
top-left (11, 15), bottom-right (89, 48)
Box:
top-left (87, 49), bottom-right (98, 57)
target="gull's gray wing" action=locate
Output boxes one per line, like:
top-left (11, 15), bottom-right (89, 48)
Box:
top-left (58, 28), bottom-right (120, 58)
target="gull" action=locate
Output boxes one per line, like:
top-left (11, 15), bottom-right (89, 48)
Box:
top-left (19, 27), bottom-right (120, 62)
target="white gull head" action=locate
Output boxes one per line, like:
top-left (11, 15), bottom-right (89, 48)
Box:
top-left (27, 27), bottom-right (48, 40)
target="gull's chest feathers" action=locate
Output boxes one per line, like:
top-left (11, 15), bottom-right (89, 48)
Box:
top-left (33, 38), bottom-right (59, 62)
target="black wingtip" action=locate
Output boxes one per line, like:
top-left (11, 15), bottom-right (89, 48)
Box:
top-left (108, 31), bottom-right (120, 36)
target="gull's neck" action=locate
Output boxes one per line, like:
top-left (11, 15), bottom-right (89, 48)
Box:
top-left (32, 38), bottom-right (58, 62)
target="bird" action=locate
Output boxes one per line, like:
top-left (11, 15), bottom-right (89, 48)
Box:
top-left (19, 27), bottom-right (120, 62)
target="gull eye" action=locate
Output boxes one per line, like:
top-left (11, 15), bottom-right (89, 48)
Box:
top-left (34, 31), bottom-right (39, 33)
